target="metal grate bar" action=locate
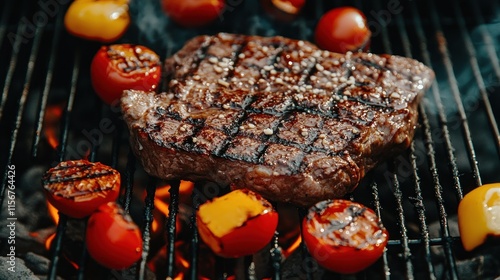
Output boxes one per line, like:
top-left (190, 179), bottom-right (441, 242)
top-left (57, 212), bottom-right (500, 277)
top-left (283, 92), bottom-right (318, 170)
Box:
top-left (111, 118), bottom-right (123, 168)
top-left (411, 2), bottom-right (462, 279)
top-left (31, 7), bottom-right (65, 157)
top-left (0, 1), bottom-right (13, 52)
top-left (0, 2), bottom-right (23, 121)
top-left (47, 213), bottom-right (68, 280)
top-left (138, 178), bottom-right (157, 280)
top-left (390, 170), bottom-right (414, 279)
top-left (47, 47), bottom-right (81, 280)
top-left (469, 0), bottom-right (500, 79)
top-left (0, 15), bottom-right (44, 208)
top-left (373, 0), bottom-right (392, 55)
top-left (370, 182), bottom-right (390, 280)
top-left (270, 234), bottom-right (281, 280)
top-left (57, 48), bottom-right (81, 162)
top-left (123, 149), bottom-right (136, 213)
top-left (188, 183), bottom-right (201, 280)
top-left (452, 0), bottom-right (500, 158)
top-left (396, 11), bottom-right (437, 279)
top-left (411, 1), bottom-right (463, 200)
top-left (429, 0), bottom-right (482, 187)
top-left (298, 208), bottom-right (313, 280)
top-left (374, 2), bottom-right (412, 277)
top-left (166, 180), bottom-right (180, 278)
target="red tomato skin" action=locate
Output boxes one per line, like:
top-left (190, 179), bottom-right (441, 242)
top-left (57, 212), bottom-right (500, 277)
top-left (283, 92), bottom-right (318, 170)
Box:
top-left (302, 200), bottom-right (388, 274)
top-left (314, 7), bottom-right (371, 53)
top-left (44, 188), bottom-right (119, 219)
top-left (219, 211), bottom-right (278, 258)
top-left (90, 45), bottom-right (161, 105)
top-left (198, 211), bottom-right (278, 258)
top-left (86, 202), bottom-right (142, 270)
top-left (161, 0), bottom-right (225, 28)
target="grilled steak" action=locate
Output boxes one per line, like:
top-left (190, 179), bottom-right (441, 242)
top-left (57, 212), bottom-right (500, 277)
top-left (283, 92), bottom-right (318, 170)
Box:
top-left (121, 33), bottom-right (434, 206)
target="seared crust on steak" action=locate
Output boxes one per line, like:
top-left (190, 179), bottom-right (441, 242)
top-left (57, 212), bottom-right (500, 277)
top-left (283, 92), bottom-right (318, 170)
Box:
top-left (121, 33), bottom-right (434, 206)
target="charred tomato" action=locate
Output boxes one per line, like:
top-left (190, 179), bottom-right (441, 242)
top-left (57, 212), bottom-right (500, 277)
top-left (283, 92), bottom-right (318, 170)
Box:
top-left (86, 202), bottom-right (142, 269)
top-left (197, 189), bottom-right (278, 258)
top-left (90, 44), bottom-right (161, 105)
top-left (42, 160), bottom-right (120, 219)
top-left (314, 7), bottom-right (371, 53)
top-left (302, 199), bottom-right (388, 274)
top-left (161, 0), bottom-right (225, 28)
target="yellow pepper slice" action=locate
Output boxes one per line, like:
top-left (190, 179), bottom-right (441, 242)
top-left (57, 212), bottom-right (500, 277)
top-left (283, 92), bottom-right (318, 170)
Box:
top-left (64, 0), bottom-right (130, 43)
top-left (458, 183), bottom-right (500, 251)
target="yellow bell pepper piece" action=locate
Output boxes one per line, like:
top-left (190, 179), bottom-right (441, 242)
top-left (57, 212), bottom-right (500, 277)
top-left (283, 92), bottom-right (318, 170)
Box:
top-left (64, 0), bottom-right (130, 43)
top-left (458, 183), bottom-right (500, 251)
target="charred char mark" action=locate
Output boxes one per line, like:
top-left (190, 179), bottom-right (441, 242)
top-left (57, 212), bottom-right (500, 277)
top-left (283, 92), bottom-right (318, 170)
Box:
top-left (43, 170), bottom-right (117, 185)
top-left (224, 39), bottom-right (249, 80)
top-left (299, 57), bottom-right (319, 85)
top-left (180, 37), bottom-right (213, 80)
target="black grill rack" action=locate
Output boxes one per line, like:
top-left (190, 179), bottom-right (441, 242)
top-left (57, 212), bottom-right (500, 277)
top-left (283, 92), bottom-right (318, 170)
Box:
top-left (0, 0), bottom-right (499, 279)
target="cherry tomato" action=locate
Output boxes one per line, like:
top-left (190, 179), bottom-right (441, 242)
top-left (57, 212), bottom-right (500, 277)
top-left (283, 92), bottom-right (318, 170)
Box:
top-left (197, 189), bottom-right (278, 258)
top-left (302, 199), bottom-right (388, 274)
top-left (90, 44), bottom-right (161, 105)
top-left (314, 7), bottom-right (371, 53)
top-left (64, 0), bottom-right (130, 42)
top-left (161, 0), bottom-right (225, 28)
top-left (42, 160), bottom-right (120, 219)
top-left (86, 202), bottom-right (143, 269)
top-left (261, 0), bottom-right (306, 22)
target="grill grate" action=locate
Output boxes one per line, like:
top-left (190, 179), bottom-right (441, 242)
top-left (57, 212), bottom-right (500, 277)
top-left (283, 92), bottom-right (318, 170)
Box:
top-left (1, 0), bottom-right (499, 279)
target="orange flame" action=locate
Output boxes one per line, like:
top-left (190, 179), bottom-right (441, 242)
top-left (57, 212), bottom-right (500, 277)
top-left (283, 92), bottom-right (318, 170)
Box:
top-left (155, 180), bottom-right (194, 200)
top-left (45, 233), bottom-right (56, 251)
top-left (43, 104), bottom-right (63, 150)
top-left (282, 235), bottom-right (302, 258)
top-left (47, 201), bottom-right (59, 225)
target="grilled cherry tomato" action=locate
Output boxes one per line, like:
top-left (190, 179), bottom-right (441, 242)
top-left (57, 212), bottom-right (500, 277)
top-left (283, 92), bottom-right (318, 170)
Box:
top-left (86, 202), bottom-right (142, 269)
top-left (302, 199), bottom-right (388, 274)
top-left (161, 0), bottom-right (225, 28)
top-left (197, 189), bottom-right (278, 258)
top-left (458, 183), bottom-right (500, 251)
top-left (42, 160), bottom-right (120, 219)
top-left (90, 44), bottom-right (161, 105)
top-left (314, 7), bottom-right (371, 53)
top-left (64, 0), bottom-right (130, 42)
top-left (261, 0), bottom-right (306, 22)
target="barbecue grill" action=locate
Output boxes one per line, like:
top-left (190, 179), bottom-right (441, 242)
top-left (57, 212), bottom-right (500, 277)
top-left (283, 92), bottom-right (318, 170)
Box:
top-left (1, 0), bottom-right (499, 279)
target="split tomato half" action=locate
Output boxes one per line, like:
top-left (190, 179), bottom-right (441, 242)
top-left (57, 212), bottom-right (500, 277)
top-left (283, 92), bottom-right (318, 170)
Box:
top-left (302, 199), bottom-right (388, 274)
top-left (197, 189), bottom-right (278, 258)
top-left (315, 7), bottom-right (371, 53)
top-left (90, 44), bottom-right (161, 105)
top-left (86, 202), bottom-right (143, 270)
top-left (42, 160), bottom-right (120, 219)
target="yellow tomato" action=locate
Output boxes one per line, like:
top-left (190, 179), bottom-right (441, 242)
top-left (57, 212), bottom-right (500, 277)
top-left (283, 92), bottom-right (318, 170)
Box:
top-left (458, 183), bottom-right (500, 251)
top-left (64, 0), bottom-right (130, 42)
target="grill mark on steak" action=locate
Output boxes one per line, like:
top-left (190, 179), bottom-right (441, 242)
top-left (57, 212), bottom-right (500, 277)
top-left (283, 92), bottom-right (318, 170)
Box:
top-left (216, 42), bottom-right (287, 159)
top-left (121, 33), bottom-right (434, 206)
